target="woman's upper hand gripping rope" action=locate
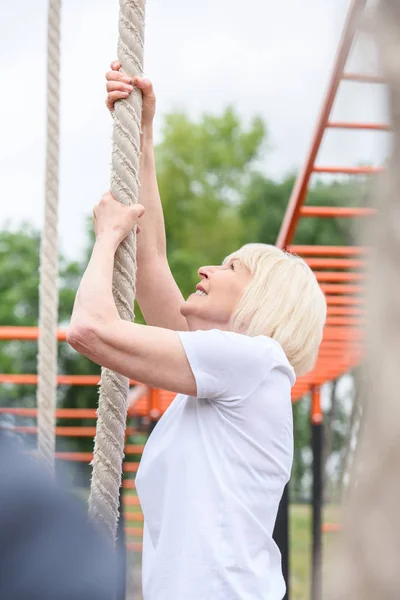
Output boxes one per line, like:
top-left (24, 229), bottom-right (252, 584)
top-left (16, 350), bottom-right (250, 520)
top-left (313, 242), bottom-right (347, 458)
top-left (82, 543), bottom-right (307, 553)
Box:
top-left (105, 60), bottom-right (156, 135)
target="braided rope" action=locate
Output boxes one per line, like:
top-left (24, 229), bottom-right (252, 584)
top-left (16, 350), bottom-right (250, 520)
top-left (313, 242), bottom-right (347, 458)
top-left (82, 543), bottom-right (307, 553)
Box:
top-left (88, 0), bottom-right (146, 541)
top-left (36, 0), bottom-right (61, 472)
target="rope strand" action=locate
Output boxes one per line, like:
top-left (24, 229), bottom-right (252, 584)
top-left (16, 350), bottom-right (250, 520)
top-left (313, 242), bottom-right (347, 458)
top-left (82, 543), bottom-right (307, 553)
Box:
top-left (88, 0), bottom-right (146, 542)
top-left (37, 0), bottom-right (61, 472)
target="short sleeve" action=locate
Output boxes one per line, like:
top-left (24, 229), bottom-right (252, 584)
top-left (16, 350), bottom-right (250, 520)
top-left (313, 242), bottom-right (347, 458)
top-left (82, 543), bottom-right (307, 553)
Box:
top-left (177, 329), bottom-right (295, 403)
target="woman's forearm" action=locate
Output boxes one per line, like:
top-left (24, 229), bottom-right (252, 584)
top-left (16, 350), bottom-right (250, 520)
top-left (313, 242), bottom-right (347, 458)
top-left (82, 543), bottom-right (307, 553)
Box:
top-left (69, 237), bottom-right (120, 329)
top-left (137, 129), bottom-right (167, 261)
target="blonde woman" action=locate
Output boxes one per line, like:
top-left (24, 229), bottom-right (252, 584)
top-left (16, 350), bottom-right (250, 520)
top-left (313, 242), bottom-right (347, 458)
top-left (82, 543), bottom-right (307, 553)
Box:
top-left (67, 63), bottom-right (326, 600)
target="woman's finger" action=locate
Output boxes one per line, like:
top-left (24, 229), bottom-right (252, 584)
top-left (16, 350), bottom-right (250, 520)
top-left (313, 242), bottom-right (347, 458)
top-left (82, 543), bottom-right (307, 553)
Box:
top-left (133, 77), bottom-right (154, 97)
top-left (106, 80), bottom-right (133, 93)
top-left (105, 70), bottom-right (132, 84)
top-left (129, 204), bottom-right (145, 220)
top-left (106, 90), bottom-right (130, 111)
top-left (110, 60), bottom-right (121, 71)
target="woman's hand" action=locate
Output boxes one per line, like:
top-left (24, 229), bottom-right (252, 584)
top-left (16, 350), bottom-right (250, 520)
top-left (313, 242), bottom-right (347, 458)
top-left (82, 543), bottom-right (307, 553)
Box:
top-left (93, 192), bottom-right (145, 249)
top-left (105, 60), bottom-right (156, 132)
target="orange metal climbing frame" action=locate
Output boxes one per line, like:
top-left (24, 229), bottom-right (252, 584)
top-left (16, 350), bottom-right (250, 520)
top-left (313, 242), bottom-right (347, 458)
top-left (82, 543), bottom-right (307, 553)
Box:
top-left (277, 0), bottom-right (388, 400)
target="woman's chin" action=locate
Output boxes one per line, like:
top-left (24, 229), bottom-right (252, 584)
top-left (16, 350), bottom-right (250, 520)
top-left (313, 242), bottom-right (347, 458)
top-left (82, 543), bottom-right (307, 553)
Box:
top-left (180, 296), bottom-right (197, 317)
top-left (180, 297), bottom-right (209, 324)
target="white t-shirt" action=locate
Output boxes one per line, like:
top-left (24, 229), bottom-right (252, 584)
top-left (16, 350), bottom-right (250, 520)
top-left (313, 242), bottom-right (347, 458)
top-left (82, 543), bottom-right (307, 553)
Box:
top-left (135, 329), bottom-right (295, 600)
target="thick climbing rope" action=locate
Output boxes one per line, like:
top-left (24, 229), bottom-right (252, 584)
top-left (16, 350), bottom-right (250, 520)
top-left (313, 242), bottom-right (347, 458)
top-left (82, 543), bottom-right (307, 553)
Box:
top-left (36, 0), bottom-right (61, 471)
top-left (88, 0), bottom-right (146, 542)
top-left (326, 2), bottom-right (400, 598)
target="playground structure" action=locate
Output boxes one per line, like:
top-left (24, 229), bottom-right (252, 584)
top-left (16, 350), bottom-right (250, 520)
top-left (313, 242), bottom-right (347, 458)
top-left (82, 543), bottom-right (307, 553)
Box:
top-left (0, 0), bottom-right (390, 598)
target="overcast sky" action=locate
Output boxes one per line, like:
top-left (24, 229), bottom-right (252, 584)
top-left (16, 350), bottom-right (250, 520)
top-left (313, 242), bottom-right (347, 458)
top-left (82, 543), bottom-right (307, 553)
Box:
top-left (0, 0), bottom-right (389, 260)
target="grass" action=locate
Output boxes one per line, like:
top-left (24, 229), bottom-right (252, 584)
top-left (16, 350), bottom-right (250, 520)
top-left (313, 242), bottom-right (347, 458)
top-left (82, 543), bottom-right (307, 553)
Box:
top-left (290, 504), bottom-right (341, 600)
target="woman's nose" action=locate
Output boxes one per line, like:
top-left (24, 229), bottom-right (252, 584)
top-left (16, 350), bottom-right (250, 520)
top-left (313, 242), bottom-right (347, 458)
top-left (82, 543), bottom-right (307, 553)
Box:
top-left (198, 265), bottom-right (217, 279)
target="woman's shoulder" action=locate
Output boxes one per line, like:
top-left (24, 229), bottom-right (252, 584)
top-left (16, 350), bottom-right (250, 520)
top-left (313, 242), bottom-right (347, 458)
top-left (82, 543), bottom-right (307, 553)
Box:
top-left (200, 329), bottom-right (294, 382)
top-left (207, 329), bottom-right (285, 355)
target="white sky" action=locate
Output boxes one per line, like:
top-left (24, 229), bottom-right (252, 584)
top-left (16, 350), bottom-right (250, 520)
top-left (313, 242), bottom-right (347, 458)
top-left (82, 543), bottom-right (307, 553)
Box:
top-left (0, 0), bottom-right (389, 260)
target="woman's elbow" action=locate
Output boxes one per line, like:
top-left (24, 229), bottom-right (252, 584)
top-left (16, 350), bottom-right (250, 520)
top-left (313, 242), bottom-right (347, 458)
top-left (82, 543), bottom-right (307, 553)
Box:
top-left (66, 321), bottom-right (98, 357)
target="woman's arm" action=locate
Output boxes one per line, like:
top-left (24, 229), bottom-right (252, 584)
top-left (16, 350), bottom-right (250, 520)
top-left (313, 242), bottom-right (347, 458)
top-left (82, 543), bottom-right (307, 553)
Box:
top-left (67, 193), bottom-right (196, 396)
top-left (106, 63), bottom-right (188, 331)
top-left (136, 128), bottom-right (188, 330)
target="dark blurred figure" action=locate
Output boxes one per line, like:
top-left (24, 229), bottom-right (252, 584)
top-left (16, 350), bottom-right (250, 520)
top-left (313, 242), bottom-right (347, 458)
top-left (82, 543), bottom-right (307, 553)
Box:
top-left (0, 432), bottom-right (117, 600)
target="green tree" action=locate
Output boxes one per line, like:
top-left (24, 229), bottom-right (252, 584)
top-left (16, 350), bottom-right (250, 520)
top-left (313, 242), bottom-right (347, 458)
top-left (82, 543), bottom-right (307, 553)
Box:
top-left (0, 226), bottom-right (82, 408)
top-left (156, 108), bottom-right (266, 298)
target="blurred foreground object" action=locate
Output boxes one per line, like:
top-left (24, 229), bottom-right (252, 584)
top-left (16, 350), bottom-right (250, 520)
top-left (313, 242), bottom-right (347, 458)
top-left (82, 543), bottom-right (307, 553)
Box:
top-left (0, 433), bottom-right (116, 600)
top-left (326, 1), bottom-right (400, 598)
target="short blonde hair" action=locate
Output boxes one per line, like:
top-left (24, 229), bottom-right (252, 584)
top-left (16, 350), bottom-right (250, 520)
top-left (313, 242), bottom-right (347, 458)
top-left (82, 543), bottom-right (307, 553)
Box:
top-left (225, 244), bottom-right (327, 377)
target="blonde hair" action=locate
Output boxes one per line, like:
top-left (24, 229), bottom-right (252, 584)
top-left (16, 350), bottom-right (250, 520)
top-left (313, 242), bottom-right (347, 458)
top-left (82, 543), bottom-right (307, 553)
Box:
top-left (225, 244), bottom-right (327, 377)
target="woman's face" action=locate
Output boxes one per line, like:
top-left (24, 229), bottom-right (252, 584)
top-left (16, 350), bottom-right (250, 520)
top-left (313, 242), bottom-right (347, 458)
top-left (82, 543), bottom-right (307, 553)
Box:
top-left (181, 257), bottom-right (252, 331)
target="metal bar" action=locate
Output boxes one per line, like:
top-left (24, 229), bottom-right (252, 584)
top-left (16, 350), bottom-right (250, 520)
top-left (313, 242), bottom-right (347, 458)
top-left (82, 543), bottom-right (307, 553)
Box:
top-left (276, 0), bottom-right (368, 247)
top-left (316, 272), bottom-right (365, 282)
top-left (320, 283), bottom-right (364, 294)
top-left (300, 206), bottom-right (375, 217)
top-left (124, 512), bottom-right (143, 522)
top-left (325, 295), bottom-right (365, 305)
top-left (56, 452), bottom-right (93, 461)
top-left (313, 165), bottom-right (383, 175)
top-left (126, 542), bottom-right (142, 551)
top-left (0, 374), bottom-right (140, 386)
top-left (289, 245), bottom-right (368, 256)
top-left (0, 326), bottom-right (66, 340)
top-left (342, 72), bottom-right (385, 84)
top-left (322, 329), bottom-right (364, 340)
top-left (322, 523), bottom-right (342, 533)
top-left (327, 121), bottom-right (390, 131)
top-left (123, 496), bottom-right (141, 506)
top-left (306, 257), bottom-right (365, 269)
top-left (123, 463), bottom-right (140, 473)
top-left (327, 306), bottom-right (366, 316)
top-left (125, 527), bottom-right (142, 536)
top-left (311, 387), bottom-right (323, 600)
top-left (325, 316), bottom-right (365, 326)
top-left (0, 407), bottom-right (98, 418)
top-left (123, 480), bottom-right (136, 489)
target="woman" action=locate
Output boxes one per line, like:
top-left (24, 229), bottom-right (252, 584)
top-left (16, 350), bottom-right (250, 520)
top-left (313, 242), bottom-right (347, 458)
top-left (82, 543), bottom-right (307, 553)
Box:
top-left (67, 62), bottom-right (326, 600)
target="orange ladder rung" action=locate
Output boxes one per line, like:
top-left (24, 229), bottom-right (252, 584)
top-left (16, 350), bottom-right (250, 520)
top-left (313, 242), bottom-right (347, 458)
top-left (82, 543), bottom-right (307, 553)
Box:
top-left (125, 527), bottom-right (143, 537)
top-left (320, 283), bottom-right (364, 294)
top-left (300, 206), bottom-right (375, 218)
top-left (126, 542), bottom-right (143, 552)
top-left (316, 272), bottom-right (365, 283)
top-left (123, 496), bottom-right (141, 506)
top-left (322, 523), bottom-right (342, 533)
top-left (124, 512), bottom-right (144, 522)
top-left (325, 296), bottom-right (365, 306)
top-left (305, 257), bottom-right (365, 269)
top-left (342, 72), bottom-right (385, 84)
top-left (327, 121), bottom-right (390, 131)
top-left (313, 165), bottom-right (384, 175)
top-left (289, 246), bottom-right (368, 256)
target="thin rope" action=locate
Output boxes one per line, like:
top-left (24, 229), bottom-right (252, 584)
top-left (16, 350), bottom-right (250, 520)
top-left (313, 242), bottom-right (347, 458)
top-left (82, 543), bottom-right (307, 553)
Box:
top-left (88, 0), bottom-right (146, 542)
top-left (36, 0), bottom-right (61, 472)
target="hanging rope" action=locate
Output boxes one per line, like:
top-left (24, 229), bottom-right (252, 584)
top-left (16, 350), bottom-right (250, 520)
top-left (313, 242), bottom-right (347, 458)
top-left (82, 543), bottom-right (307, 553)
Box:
top-left (37, 0), bottom-right (61, 472)
top-left (88, 0), bottom-right (146, 541)
top-left (326, 2), bottom-right (400, 598)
